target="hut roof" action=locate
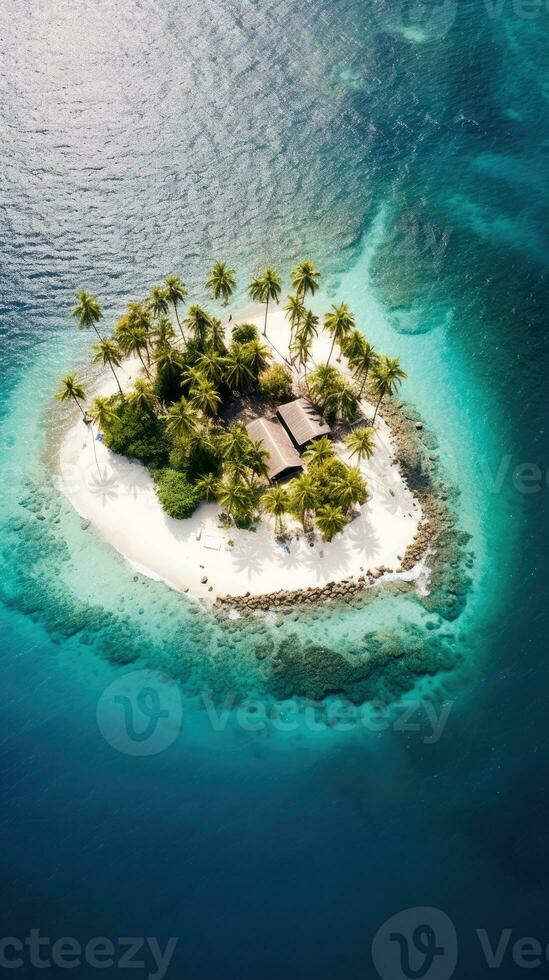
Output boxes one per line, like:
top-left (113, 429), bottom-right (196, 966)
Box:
top-left (246, 417), bottom-right (303, 480)
top-left (276, 398), bottom-right (331, 449)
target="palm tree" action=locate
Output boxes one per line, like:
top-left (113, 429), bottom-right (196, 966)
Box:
top-left (350, 340), bottom-right (378, 397)
top-left (181, 364), bottom-right (204, 389)
top-left (164, 276), bottom-right (188, 341)
top-left (154, 343), bottom-right (182, 374)
top-left (344, 427), bottom-right (376, 464)
top-left (116, 322), bottom-right (151, 377)
top-left (291, 309), bottom-right (318, 373)
top-left (289, 474), bottom-right (317, 531)
top-left (206, 262), bottom-right (236, 306)
top-left (89, 396), bottom-right (116, 431)
top-left (219, 423), bottom-right (251, 468)
top-left (337, 384), bottom-right (360, 423)
top-left (184, 305), bottom-right (211, 349)
top-left (153, 315), bottom-right (176, 348)
top-left (263, 486), bottom-right (290, 538)
top-left (299, 309), bottom-right (319, 346)
top-left (331, 468), bottom-right (367, 511)
top-left (207, 316), bottom-right (227, 354)
top-left (371, 356), bottom-right (407, 424)
top-left (341, 329), bottom-right (366, 363)
top-left (324, 302), bottom-right (355, 365)
top-left (248, 268), bottom-right (281, 337)
top-left (242, 338), bottom-right (271, 378)
top-left (92, 338), bottom-right (124, 397)
top-left (196, 473), bottom-right (219, 502)
top-left (291, 260), bottom-right (321, 307)
top-left (315, 504), bottom-right (348, 542)
top-left (128, 379), bottom-right (156, 414)
top-left (72, 290), bottom-right (104, 341)
top-left (55, 374), bottom-right (87, 416)
top-left (246, 439), bottom-right (270, 479)
top-left (290, 331), bottom-right (312, 377)
top-left (165, 398), bottom-right (199, 441)
top-left (197, 350), bottom-right (227, 385)
top-left (307, 364), bottom-right (341, 407)
top-left (224, 348), bottom-right (254, 392)
top-left (284, 293), bottom-right (306, 349)
top-left (87, 399), bottom-right (114, 476)
top-left (303, 435), bottom-right (334, 467)
top-left (148, 286), bottom-right (170, 319)
top-left (189, 379), bottom-right (221, 417)
top-left (217, 475), bottom-right (255, 521)
top-left (126, 301), bottom-right (152, 336)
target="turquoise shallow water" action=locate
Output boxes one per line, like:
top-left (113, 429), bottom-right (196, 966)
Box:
top-left (0, 0), bottom-right (548, 976)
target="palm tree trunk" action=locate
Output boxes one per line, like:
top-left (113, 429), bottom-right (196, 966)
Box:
top-left (72, 395), bottom-right (86, 417)
top-left (263, 298), bottom-right (269, 337)
top-left (108, 358), bottom-right (124, 397)
top-left (359, 370), bottom-right (369, 397)
top-left (327, 335), bottom-right (336, 365)
top-left (372, 392), bottom-right (384, 425)
top-left (92, 323), bottom-right (105, 342)
top-left (138, 351), bottom-right (151, 378)
top-left (174, 304), bottom-right (186, 342)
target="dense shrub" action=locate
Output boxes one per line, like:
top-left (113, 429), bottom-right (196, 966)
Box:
top-left (169, 437), bottom-right (221, 481)
top-left (153, 468), bottom-right (201, 519)
top-left (153, 359), bottom-right (185, 405)
top-left (258, 364), bottom-right (293, 402)
top-left (101, 398), bottom-right (170, 468)
top-left (232, 323), bottom-right (258, 344)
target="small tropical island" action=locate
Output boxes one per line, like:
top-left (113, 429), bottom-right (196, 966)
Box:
top-left (56, 260), bottom-right (429, 607)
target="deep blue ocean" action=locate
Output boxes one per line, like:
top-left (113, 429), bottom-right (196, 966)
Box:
top-left (0, 0), bottom-right (548, 977)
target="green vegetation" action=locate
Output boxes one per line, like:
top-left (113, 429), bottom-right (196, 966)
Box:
top-left (258, 364), bottom-right (293, 402)
top-left (232, 322), bottom-right (258, 344)
top-left (154, 469), bottom-right (201, 519)
top-left (56, 374), bottom-right (87, 416)
top-left (59, 258), bottom-right (406, 539)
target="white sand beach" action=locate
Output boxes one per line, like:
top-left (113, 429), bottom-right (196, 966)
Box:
top-left (57, 308), bottom-right (423, 603)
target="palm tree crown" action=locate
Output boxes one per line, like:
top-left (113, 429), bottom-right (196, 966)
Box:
top-left (165, 398), bottom-right (199, 441)
top-left (164, 276), bottom-right (188, 340)
top-left (128, 379), bottom-right (155, 414)
top-left (315, 504), bottom-right (347, 542)
top-left (344, 427), bottom-right (376, 464)
top-left (184, 305), bottom-right (212, 348)
top-left (289, 474), bottom-right (317, 531)
top-left (189, 378), bottom-right (221, 417)
top-left (92, 338), bottom-right (124, 397)
top-left (89, 396), bottom-right (116, 431)
top-left (55, 374), bottom-right (86, 415)
top-left (291, 260), bottom-right (321, 305)
top-left (324, 302), bottom-right (355, 364)
top-left (224, 348), bottom-right (254, 391)
top-left (263, 486), bottom-right (290, 538)
top-left (371, 356), bottom-right (407, 423)
top-left (284, 294), bottom-right (306, 348)
top-left (206, 262), bottom-right (236, 306)
top-left (72, 290), bottom-right (103, 340)
top-left (303, 435), bottom-right (335, 467)
top-left (248, 268), bottom-right (281, 336)
top-left (149, 286), bottom-right (170, 319)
